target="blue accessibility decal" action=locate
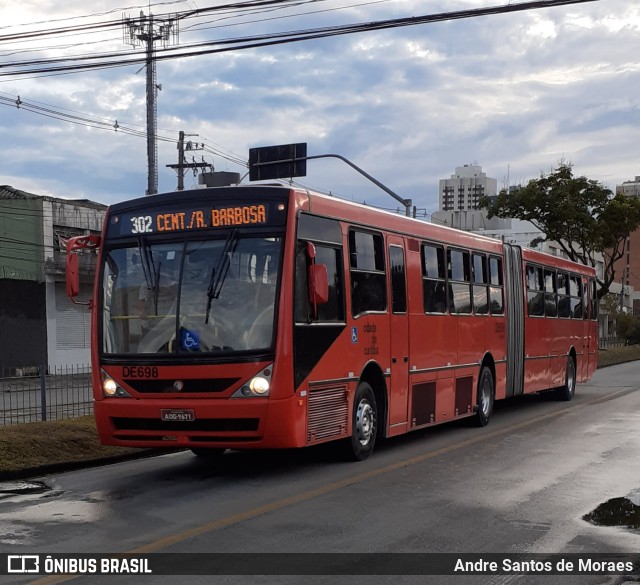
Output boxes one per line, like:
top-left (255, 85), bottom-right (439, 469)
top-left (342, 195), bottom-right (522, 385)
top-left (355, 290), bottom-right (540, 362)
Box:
top-left (181, 328), bottom-right (200, 351)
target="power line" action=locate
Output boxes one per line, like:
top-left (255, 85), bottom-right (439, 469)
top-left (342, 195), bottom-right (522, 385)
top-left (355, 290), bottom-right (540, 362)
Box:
top-left (0, 0), bottom-right (601, 79)
top-left (0, 91), bottom-right (249, 170)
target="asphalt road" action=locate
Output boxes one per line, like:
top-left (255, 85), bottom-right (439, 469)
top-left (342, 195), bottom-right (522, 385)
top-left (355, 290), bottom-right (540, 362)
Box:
top-left (2, 361), bottom-right (640, 585)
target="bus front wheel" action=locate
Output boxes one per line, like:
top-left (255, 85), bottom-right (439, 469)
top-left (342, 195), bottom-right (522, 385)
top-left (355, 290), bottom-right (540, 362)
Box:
top-left (343, 382), bottom-right (377, 461)
top-left (474, 367), bottom-right (494, 427)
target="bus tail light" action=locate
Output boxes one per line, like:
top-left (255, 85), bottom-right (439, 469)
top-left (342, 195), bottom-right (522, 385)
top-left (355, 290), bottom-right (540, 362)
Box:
top-left (232, 365), bottom-right (273, 398)
top-left (101, 369), bottom-right (131, 398)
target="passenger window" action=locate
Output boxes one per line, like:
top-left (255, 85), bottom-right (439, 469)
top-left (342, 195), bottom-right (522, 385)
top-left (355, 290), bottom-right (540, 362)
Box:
top-left (488, 256), bottom-right (504, 315)
top-left (526, 264), bottom-right (544, 317)
top-left (472, 253), bottom-right (489, 315)
top-left (349, 230), bottom-right (386, 317)
top-left (557, 271), bottom-right (571, 318)
top-left (422, 243), bottom-right (446, 313)
top-left (544, 269), bottom-right (557, 318)
top-left (448, 249), bottom-right (471, 314)
top-left (570, 276), bottom-right (583, 319)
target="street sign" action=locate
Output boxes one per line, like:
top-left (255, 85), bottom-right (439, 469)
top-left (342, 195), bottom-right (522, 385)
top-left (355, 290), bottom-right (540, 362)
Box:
top-left (249, 143), bottom-right (307, 181)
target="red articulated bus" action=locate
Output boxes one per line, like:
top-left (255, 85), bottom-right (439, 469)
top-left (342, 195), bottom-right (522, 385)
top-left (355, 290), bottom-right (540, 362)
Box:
top-left (66, 185), bottom-right (598, 461)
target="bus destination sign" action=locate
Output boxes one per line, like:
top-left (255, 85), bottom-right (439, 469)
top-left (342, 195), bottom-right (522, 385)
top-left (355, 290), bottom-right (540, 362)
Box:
top-left (108, 201), bottom-right (285, 237)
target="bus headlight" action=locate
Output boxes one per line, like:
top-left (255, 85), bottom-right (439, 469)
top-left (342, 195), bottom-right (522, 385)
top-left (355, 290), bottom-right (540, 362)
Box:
top-left (249, 377), bottom-right (270, 395)
top-left (101, 369), bottom-right (131, 398)
top-left (103, 378), bottom-right (118, 396)
top-left (231, 365), bottom-right (273, 398)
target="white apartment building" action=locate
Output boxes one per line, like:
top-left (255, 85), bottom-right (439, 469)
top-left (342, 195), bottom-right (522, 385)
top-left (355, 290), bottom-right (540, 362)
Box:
top-left (438, 164), bottom-right (498, 212)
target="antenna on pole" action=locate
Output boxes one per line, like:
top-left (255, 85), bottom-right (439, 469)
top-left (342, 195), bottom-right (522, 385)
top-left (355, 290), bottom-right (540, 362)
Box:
top-left (122, 11), bottom-right (179, 196)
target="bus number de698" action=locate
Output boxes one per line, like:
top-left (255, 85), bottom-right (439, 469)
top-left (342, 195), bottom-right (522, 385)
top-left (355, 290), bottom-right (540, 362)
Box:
top-left (123, 366), bottom-right (158, 378)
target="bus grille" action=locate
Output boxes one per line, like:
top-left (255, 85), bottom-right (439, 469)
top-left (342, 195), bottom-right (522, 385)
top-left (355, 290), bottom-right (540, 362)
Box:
top-left (307, 385), bottom-right (348, 443)
top-left (122, 378), bottom-right (241, 394)
top-left (111, 417), bottom-right (259, 432)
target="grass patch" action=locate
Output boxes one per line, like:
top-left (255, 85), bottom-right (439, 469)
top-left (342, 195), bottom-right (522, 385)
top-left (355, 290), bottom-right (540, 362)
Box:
top-left (1, 346), bottom-right (639, 479)
top-left (597, 345), bottom-right (640, 368)
top-left (0, 416), bottom-right (143, 479)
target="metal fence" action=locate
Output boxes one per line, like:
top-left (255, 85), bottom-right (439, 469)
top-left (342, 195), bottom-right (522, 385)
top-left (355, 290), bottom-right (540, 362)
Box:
top-left (599, 336), bottom-right (625, 350)
top-left (0, 365), bottom-right (93, 426)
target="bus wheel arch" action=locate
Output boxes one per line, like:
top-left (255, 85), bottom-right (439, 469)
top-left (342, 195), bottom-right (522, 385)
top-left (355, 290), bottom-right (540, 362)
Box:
top-left (474, 355), bottom-right (496, 427)
top-left (359, 361), bottom-right (388, 440)
top-left (342, 362), bottom-right (387, 461)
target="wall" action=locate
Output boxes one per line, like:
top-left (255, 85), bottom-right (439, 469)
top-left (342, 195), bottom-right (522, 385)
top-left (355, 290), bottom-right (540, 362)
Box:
top-left (0, 198), bottom-right (43, 281)
top-left (0, 279), bottom-right (47, 370)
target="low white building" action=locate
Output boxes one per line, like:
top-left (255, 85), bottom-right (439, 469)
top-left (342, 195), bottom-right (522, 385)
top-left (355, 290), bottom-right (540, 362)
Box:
top-left (0, 186), bottom-right (106, 371)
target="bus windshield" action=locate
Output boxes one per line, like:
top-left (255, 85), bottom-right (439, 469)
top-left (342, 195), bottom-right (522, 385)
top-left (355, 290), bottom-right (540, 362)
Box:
top-left (101, 234), bottom-right (282, 355)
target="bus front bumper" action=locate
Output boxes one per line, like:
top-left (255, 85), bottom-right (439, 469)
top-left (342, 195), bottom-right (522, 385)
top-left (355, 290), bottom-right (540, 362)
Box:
top-left (94, 395), bottom-right (305, 450)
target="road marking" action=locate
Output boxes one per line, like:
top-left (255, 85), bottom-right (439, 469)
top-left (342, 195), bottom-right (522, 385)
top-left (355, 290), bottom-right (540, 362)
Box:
top-left (26, 386), bottom-right (635, 584)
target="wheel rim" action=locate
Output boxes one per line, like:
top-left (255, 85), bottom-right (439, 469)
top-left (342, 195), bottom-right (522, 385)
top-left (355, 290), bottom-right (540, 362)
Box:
top-left (355, 399), bottom-right (375, 446)
top-left (480, 373), bottom-right (492, 417)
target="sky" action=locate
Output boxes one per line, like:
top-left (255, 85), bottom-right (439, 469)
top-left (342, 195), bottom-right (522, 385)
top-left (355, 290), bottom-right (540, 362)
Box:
top-left (0, 0), bottom-right (639, 217)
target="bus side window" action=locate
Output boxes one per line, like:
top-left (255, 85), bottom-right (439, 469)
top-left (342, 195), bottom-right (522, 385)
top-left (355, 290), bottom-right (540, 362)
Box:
top-left (472, 253), bottom-right (489, 315)
top-left (570, 275), bottom-right (583, 319)
top-left (557, 271), bottom-right (571, 318)
top-left (294, 243), bottom-right (311, 323)
top-left (544, 269), bottom-right (557, 318)
top-left (422, 243), bottom-right (446, 313)
top-left (488, 255), bottom-right (504, 315)
top-left (349, 230), bottom-right (386, 317)
top-left (448, 248), bottom-right (472, 314)
top-left (526, 264), bottom-right (544, 317)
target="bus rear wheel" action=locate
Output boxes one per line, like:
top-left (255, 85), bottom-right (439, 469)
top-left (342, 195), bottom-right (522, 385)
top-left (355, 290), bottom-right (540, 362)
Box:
top-left (343, 382), bottom-right (377, 461)
top-left (474, 367), bottom-right (494, 427)
top-left (555, 356), bottom-right (576, 401)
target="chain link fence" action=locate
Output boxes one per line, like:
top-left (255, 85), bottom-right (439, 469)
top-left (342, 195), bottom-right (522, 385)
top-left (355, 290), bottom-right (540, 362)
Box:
top-left (0, 365), bottom-right (93, 426)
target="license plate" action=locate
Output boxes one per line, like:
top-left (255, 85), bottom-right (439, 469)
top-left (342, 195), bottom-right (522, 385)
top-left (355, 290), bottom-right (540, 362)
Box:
top-left (161, 409), bottom-right (195, 422)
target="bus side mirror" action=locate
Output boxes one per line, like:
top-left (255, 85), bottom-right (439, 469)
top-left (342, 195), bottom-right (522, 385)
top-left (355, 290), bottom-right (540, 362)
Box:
top-left (66, 252), bottom-right (80, 299)
top-left (306, 241), bottom-right (329, 317)
top-left (308, 264), bottom-right (329, 306)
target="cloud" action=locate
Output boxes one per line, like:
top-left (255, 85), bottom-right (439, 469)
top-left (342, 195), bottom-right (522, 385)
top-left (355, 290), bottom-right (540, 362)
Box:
top-left (0, 0), bottom-right (639, 213)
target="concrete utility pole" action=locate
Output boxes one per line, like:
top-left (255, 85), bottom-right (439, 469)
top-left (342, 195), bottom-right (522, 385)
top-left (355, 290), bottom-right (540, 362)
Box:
top-left (123, 11), bottom-right (178, 195)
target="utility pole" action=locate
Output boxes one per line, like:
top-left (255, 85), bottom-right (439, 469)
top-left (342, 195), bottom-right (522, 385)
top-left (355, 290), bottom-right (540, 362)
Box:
top-left (166, 130), bottom-right (209, 190)
top-left (123, 11), bottom-right (178, 195)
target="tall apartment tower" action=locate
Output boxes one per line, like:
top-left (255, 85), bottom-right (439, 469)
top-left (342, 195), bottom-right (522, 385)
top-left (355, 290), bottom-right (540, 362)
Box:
top-left (439, 164), bottom-right (497, 212)
top-left (615, 176), bottom-right (640, 315)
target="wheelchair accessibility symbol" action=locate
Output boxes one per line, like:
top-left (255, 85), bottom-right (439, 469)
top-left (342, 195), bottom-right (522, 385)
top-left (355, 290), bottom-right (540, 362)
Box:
top-left (181, 329), bottom-right (200, 350)
top-left (351, 327), bottom-right (358, 344)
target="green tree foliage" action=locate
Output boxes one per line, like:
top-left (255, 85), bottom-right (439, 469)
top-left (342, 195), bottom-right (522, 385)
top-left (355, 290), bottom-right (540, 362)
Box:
top-left (615, 313), bottom-right (640, 345)
top-left (480, 163), bottom-right (640, 299)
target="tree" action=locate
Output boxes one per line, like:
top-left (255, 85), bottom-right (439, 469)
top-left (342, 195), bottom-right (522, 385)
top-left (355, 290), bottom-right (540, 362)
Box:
top-left (480, 163), bottom-right (640, 299)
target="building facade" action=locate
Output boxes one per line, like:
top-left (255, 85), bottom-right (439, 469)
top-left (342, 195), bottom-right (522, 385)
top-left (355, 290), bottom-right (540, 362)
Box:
top-left (438, 164), bottom-right (497, 212)
top-left (614, 176), bottom-right (640, 316)
top-left (0, 186), bottom-right (106, 371)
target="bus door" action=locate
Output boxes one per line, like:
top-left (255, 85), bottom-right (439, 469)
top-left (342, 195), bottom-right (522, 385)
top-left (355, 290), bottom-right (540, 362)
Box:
top-left (387, 237), bottom-right (409, 429)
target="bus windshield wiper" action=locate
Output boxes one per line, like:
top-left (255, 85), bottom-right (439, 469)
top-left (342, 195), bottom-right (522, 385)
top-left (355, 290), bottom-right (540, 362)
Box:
top-left (138, 237), bottom-right (160, 315)
top-left (205, 229), bottom-right (238, 324)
